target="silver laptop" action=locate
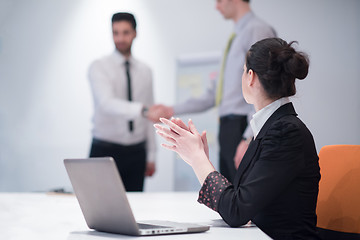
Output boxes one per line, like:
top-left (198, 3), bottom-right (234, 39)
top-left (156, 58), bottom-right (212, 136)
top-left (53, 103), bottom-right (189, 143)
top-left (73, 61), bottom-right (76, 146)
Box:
top-left (64, 157), bottom-right (210, 236)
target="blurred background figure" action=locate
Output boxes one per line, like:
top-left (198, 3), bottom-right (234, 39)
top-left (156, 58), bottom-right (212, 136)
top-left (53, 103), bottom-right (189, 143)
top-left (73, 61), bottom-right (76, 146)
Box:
top-left (149, 0), bottom-right (276, 183)
top-left (88, 12), bottom-right (156, 192)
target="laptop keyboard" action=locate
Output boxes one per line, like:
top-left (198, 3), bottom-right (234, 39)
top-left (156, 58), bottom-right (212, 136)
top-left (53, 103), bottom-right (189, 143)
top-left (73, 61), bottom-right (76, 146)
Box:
top-left (138, 223), bottom-right (172, 229)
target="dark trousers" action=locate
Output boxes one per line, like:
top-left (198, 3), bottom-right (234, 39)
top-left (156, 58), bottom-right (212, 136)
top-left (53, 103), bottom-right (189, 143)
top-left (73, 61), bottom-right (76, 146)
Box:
top-left (219, 115), bottom-right (248, 183)
top-left (89, 138), bottom-right (146, 192)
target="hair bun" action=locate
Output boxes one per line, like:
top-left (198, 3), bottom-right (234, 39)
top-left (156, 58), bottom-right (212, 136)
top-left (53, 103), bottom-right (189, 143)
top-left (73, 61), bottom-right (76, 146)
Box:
top-left (246, 38), bottom-right (310, 99)
top-left (277, 42), bottom-right (309, 80)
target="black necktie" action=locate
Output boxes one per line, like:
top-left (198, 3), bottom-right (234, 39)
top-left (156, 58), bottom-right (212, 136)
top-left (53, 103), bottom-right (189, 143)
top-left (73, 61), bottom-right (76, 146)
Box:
top-left (125, 61), bottom-right (134, 132)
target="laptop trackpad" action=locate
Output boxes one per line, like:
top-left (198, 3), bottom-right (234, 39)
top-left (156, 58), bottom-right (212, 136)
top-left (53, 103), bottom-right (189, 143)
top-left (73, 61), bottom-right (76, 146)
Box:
top-left (138, 220), bottom-right (210, 233)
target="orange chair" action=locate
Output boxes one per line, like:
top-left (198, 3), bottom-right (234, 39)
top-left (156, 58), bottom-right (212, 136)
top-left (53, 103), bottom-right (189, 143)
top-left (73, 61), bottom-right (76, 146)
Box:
top-left (316, 145), bottom-right (360, 239)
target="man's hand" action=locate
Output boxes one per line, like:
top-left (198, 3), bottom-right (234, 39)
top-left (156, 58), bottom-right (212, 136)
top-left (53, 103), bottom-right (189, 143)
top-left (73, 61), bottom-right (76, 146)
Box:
top-left (147, 104), bottom-right (174, 122)
top-left (145, 162), bottom-right (155, 177)
top-left (234, 139), bottom-right (250, 169)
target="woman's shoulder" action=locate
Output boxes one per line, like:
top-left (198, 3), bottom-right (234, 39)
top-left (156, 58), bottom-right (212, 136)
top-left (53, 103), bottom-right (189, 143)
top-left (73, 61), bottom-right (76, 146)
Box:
top-left (263, 115), bottom-right (306, 145)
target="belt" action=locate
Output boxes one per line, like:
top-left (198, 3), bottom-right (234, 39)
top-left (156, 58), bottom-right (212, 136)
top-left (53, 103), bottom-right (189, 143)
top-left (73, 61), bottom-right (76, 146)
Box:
top-left (92, 138), bottom-right (145, 150)
top-left (220, 114), bottom-right (247, 121)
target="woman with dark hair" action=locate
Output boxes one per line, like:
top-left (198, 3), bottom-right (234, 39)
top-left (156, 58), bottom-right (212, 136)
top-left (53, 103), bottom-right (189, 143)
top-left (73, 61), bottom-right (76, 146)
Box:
top-left (155, 38), bottom-right (321, 240)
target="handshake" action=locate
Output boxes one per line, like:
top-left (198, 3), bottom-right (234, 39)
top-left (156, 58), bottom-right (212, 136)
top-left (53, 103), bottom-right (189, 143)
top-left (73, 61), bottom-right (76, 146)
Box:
top-left (146, 104), bottom-right (174, 123)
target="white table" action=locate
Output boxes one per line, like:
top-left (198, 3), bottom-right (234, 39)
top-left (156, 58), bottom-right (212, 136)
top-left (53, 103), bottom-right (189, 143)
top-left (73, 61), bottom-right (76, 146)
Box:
top-left (0, 192), bottom-right (271, 239)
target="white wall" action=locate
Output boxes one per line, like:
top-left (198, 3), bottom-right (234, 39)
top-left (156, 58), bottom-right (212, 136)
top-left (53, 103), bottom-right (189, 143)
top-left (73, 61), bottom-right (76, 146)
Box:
top-left (0, 0), bottom-right (359, 192)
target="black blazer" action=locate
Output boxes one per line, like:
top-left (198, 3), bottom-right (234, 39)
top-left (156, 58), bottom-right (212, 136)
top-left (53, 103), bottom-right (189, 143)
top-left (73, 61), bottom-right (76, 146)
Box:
top-left (218, 103), bottom-right (321, 240)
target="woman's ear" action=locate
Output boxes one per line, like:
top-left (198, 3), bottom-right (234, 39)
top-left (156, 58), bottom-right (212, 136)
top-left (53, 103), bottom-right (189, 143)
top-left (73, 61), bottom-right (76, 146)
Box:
top-left (248, 69), bottom-right (255, 86)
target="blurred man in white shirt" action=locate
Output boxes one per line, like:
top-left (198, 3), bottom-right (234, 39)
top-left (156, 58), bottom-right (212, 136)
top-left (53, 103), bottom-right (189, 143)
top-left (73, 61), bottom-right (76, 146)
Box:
top-left (88, 12), bottom-right (156, 191)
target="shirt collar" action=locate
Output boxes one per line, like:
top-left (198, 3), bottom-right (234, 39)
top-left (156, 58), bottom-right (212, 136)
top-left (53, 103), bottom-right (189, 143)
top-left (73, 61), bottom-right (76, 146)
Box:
top-left (112, 49), bottom-right (133, 65)
top-left (234, 11), bottom-right (254, 34)
top-left (250, 97), bottom-right (290, 139)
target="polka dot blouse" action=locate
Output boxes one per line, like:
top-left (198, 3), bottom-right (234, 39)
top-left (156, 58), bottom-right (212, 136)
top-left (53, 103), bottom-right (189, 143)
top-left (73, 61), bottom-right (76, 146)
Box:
top-left (197, 171), bottom-right (231, 212)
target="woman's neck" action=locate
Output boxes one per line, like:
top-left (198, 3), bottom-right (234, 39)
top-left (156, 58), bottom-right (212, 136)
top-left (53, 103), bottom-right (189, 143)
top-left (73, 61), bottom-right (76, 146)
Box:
top-left (254, 97), bottom-right (277, 112)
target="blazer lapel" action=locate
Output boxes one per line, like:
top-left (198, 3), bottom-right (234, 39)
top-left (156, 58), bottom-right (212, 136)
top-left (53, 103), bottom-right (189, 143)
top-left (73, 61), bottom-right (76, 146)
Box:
top-left (232, 103), bottom-right (297, 185)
